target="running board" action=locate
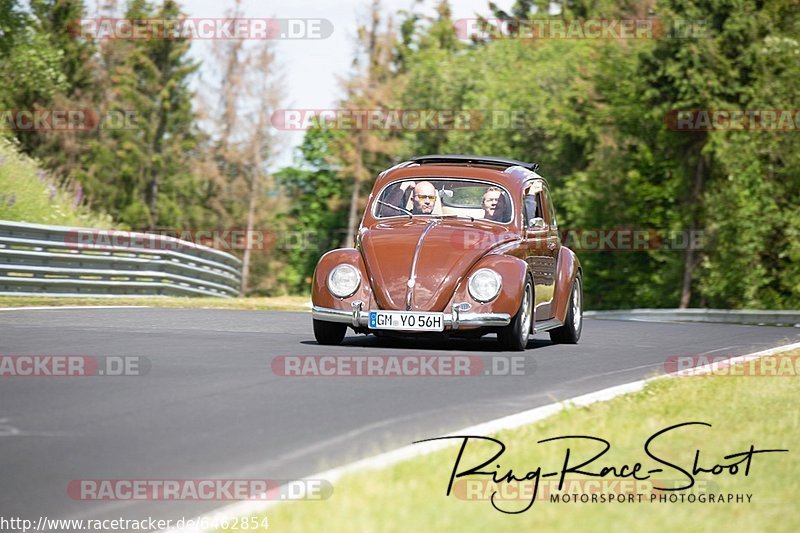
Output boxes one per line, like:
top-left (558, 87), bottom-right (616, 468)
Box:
top-left (533, 318), bottom-right (562, 334)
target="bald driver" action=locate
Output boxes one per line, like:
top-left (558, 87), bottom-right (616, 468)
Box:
top-left (411, 181), bottom-right (437, 214)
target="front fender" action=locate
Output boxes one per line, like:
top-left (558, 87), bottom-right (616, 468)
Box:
top-left (448, 255), bottom-right (529, 317)
top-left (312, 248), bottom-right (373, 309)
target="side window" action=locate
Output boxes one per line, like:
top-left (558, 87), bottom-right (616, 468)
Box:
top-left (523, 181), bottom-right (546, 228)
top-left (544, 187), bottom-right (557, 229)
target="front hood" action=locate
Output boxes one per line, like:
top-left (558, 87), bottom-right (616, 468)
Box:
top-left (360, 219), bottom-right (518, 311)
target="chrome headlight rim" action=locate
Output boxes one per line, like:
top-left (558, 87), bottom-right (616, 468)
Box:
top-left (468, 268), bottom-right (503, 303)
top-left (327, 264), bottom-right (361, 298)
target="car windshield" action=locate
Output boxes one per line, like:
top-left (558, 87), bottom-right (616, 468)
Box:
top-left (373, 179), bottom-right (513, 223)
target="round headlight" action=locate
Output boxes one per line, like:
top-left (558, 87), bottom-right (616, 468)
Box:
top-left (327, 264), bottom-right (361, 298)
top-left (468, 268), bottom-right (502, 302)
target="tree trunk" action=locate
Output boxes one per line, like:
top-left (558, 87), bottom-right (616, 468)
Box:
top-left (343, 132), bottom-right (365, 248)
top-left (146, 58), bottom-right (170, 231)
top-left (679, 155), bottom-right (705, 308)
top-left (146, 115), bottom-right (166, 230)
top-left (241, 155), bottom-right (262, 296)
top-left (237, 40), bottom-right (279, 295)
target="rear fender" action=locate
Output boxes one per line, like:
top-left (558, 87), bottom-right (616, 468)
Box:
top-left (553, 247), bottom-right (581, 322)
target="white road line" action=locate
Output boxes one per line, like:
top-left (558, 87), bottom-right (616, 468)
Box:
top-left (0, 306), bottom-right (151, 311)
top-left (695, 345), bottom-right (739, 356)
top-left (159, 340), bottom-right (800, 533)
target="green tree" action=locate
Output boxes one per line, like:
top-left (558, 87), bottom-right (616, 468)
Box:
top-left (74, 0), bottom-right (203, 229)
top-left (0, 0), bottom-right (69, 141)
top-left (274, 127), bottom-right (349, 293)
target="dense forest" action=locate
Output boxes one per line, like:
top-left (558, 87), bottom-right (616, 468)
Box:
top-left (0, 0), bottom-right (798, 309)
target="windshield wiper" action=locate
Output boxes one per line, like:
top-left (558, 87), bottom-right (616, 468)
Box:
top-left (438, 214), bottom-right (475, 222)
top-left (376, 200), bottom-right (413, 218)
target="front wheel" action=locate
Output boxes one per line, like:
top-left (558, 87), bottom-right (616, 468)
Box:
top-left (313, 319), bottom-right (347, 345)
top-left (550, 276), bottom-right (582, 344)
top-left (497, 277), bottom-right (533, 351)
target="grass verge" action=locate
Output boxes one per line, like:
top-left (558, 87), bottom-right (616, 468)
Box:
top-left (229, 349), bottom-right (799, 533)
top-left (0, 295), bottom-right (310, 311)
top-left (0, 137), bottom-right (113, 227)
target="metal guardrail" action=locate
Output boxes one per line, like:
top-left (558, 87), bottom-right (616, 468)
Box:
top-left (585, 309), bottom-right (800, 327)
top-left (0, 220), bottom-right (242, 298)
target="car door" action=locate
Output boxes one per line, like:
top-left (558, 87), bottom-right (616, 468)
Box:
top-left (523, 180), bottom-right (558, 320)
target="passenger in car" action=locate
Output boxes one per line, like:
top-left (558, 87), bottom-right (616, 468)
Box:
top-left (481, 187), bottom-right (503, 219)
top-left (489, 192), bottom-right (512, 222)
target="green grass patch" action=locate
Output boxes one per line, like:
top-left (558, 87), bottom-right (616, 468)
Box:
top-left (0, 295), bottom-right (310, 311)
top-left (0, 137), bottom-right (113, 227)
top-left (233, 349), bottom-right (800, 532)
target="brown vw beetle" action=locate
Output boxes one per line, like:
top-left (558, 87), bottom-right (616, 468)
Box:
top-left (311, 155), bottom-right (582, 350)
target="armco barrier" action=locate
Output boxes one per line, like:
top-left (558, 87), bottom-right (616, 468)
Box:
top-left (0, 220), bottom-right (242, 297)
top-left (585, 309), bottom-right (800, 327)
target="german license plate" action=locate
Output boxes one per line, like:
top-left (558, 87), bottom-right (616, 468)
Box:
top-left (368, 311), bottom-right (444, 332)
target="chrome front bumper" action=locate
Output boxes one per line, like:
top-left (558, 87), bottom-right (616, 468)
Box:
top-left (311, 302), bottom-right (511, 330)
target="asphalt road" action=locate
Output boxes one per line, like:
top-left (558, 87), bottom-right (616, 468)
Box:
top-left (0, 308), bottom-right (797, 527)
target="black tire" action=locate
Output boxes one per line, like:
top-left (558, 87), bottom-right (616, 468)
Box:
top-left (550, 276), bottom-right (582, 344)
top-left (497, 277), bottom-right (533, 351)
top-left (313, 319), bottom-right (347, 345)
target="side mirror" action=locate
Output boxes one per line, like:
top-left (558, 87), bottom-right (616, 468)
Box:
top-left (528, 217), bottom-right (546, 229)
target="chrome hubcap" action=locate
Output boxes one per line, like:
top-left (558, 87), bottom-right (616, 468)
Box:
top-left (521, 284), bottom-right (532, 340)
